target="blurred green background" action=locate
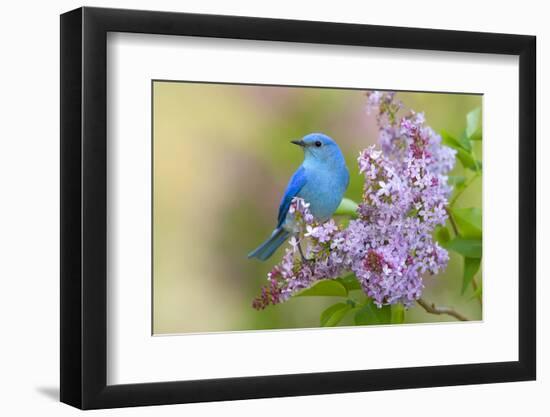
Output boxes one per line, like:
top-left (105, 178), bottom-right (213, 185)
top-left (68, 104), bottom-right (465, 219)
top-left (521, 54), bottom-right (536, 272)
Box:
top-left (153, 81), bottom-right (482, 334)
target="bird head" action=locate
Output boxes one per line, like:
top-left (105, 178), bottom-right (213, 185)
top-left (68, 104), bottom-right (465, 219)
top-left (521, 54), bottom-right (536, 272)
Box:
top-left (291, 133), bottom-right (345, 166)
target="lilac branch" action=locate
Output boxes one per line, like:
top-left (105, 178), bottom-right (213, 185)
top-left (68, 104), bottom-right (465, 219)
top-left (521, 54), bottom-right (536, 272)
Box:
top-left (416, 297), bottom-right (469, 321)
top-left (445, 207), bottom-right (459, 236)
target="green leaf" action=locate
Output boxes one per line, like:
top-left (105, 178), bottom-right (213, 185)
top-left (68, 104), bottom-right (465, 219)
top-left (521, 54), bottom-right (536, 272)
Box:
top-left (297, 280), bottom-right (348, 297)
top-left (458, 131), bottom-right (474, 150)
top-left (449, 207), bottom-right (482, 239)
top-left (469, 282), bottom-right (483, 301)
top-left (335, 198), bottom-right (359, 217)
top-left (320, 303), bottom-right (352, 327)
top-left (455, 147), bottom-right (479, 171)
top-left (476, 160), bottom-right (483, 170)
top-left (440, 129), bottom-right (479, 171)
top-left (462, 257), bottom-right (481, 295)
top-left (448, 175), bottom-right (466, 189)
top-left (337, 274), bottom-right (362, 291)
top-left (466, 107), bottom-right (482, 140)
top-left (444, 237), bottom-right (482, 258)
top-left (354, 299), bottom-right (391, 325)
top-left (354, 304), bottom-right (375, 325)
top-left (391, 304), bottom-right (405, 324)
top-left (441, 130), bottom-right (471, 151)
top-left (339, 217), bottom-right (352, 228)
top-left (470, 131), bottom-right (482, 141)
top-left (434, 225), bottom-right (451, 244)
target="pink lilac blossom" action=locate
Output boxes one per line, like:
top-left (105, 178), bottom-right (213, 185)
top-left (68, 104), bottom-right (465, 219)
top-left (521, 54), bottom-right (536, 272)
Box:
top-left (252, 91), bottom-right (456, 310)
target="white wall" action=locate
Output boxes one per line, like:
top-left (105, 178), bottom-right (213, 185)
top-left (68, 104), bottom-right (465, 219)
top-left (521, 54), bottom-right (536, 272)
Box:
top-left (0, 0), bottom-right (545, 415)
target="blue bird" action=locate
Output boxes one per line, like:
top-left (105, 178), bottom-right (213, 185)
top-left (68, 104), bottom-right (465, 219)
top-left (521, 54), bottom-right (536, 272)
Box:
top-left (248, 133), bottom-right (350, 261)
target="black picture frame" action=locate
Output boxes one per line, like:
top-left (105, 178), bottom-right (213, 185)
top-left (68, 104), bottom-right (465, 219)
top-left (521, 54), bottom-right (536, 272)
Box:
top-left (60, 6), bottom-right (536, 410)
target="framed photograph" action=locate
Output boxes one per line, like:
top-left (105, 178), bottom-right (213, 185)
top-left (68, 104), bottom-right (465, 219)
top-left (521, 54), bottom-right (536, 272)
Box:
top-left (60, 6), bottom-right (536, 409)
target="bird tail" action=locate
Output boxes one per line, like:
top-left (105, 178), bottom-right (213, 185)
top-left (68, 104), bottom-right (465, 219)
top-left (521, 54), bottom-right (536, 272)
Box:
top-left (248, 228), bottom-right (290, 261)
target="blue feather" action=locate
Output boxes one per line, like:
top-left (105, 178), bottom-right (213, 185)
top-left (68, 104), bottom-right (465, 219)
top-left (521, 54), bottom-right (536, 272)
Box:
top-left (247, 228), bottom-right (290, 261)
top-left (277, 166), bottom-right (307, 228)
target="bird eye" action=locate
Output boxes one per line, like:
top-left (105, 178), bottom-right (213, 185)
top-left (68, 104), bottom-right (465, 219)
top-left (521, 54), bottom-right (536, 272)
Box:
top-left (315, 140), bottom-right (322, 147)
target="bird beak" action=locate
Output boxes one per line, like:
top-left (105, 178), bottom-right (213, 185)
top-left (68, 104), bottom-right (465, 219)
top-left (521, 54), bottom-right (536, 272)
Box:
top-left (291, 139), bottom-right (306, 147)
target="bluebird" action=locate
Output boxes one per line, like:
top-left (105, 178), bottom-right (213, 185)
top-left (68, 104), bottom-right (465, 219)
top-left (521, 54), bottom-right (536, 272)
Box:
top-left (248, 133), bottom-right (350, 261)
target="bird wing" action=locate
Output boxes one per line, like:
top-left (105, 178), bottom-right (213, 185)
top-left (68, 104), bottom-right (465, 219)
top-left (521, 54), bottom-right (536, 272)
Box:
top-left (277, 165), bottom-right (307, 228)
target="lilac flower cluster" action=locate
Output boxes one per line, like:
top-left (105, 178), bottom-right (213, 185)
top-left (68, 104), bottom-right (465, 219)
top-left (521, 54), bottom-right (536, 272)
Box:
top-left (252, 199), bottom-right (346, 310)
top-left (253, 91), bottom-right (456, 310)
